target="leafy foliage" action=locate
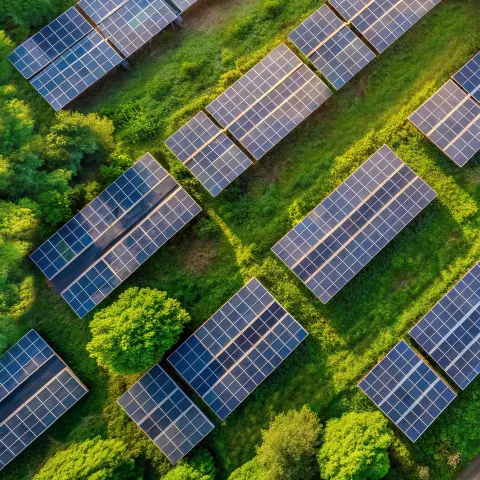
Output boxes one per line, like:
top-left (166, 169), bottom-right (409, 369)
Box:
top-left (162, 449), bottom-right (216, 480)
top-left (318, 411), bottom-right (393, 480)
top-left (33, 436), bottom-right (136, 480)
top-left (87, 287), bottom-right (190, 374)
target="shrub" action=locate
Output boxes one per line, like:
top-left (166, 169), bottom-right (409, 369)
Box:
top-left (318, 411), bottom-right (393, 480)
top-left (33, 437), bottom-right (136, 480)
top-left (87, 287), bottom-right (190, 374)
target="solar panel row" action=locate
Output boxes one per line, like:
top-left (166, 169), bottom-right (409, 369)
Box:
top-left (206, 44), bottom-right (332, 160)
top-left (32, 154), bottom-right (201, 318)
top-left (117, 365), bottom-right (214, 464)
top-left (288, 5), bottom-right (375, 89)
top-left (30, 154), bottom-right (167, 280)
top-left (8, 7), bottom-right (93, 79)
top-left (78, 0), bottom-right (129, 24)
top-left (409, 79), bottom-right (480, 167)
top-left (0, 331), bottom-right (87, 470)
top-left (329, 0), bottom-right (441, 54)
top-left (453, 52), bottom-right (480, 102)
top-left (0, 369), bottom-right (87, 469)
top-left (61, 182), bottom-right (201, 318)
top-left (410, 261), bottom-right (480, 390)
top-left (97, 0), bottom-right (177, 57)
top-left (358, 340), bottom-right (456, 442)
top-left (165, 112), bottom-right (252, 196)
top-left (272, 145), bottom-right (436, 303)
top-left (0, 331), bottom-right (54, 402)
top-left (29, 31), bottom-right (123, 111)
top-left (168, 278), bottom-right (308, 420)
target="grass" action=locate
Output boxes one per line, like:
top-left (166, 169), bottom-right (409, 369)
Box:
top-left (5, 0), bottom-right (480, 478)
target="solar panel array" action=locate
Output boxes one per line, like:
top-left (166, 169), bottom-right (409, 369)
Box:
top-left (168, 279), bottom-right (308, 420)
top-left (272, 145), bottom-right (436, 303)
top-left (8, 8), bottom-right (93, 79)
top-left (165, 112), bottom-right (252, 196)
top-left (98, 0), bottom-right (177, 57)
top-left (78, 0), bottom-right (128, 24)
top-left (29, 31), bottom-right (122, 111)
top-left (358, 340), bottom-right (456, 442)
top-left (30, 154), bottom-right (168, 280)
top-left (206, 44), bottom-right (332, 160)
top-left (0, 331), bottom-right (87, 469)
top-left (329, 0), bottom-right (441, 53)
top-left (410, 261), bottom-right (480, 390)
top-left (61, 184), bottom-right (201, 318)
top-left (453, 52), bottom-right (480, 102)
top-left (117, 365), bottom-right (214, 464)
top-left (288, 5), bottom-right (375, 90)
top-left (0, 331), bottom-right (54, 402)
top-left (0, 369), bottom-right (87, 469)
top-left (409, 80), bottom-right (480, 167)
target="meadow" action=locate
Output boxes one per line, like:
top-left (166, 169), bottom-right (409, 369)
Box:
top-left (3, 0), bottom-right (480, 478)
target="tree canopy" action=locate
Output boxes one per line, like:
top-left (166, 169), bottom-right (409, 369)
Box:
top-left (33, 437), bottom-right (136, 480)
top-left (228, 406), bottom-right (322, 480)
top-left (87, 287), bottom-right (190, 374)
top-left (162, 449), bottom-right (216, 480)
top-left (318, 411), bottom-right (393, 480)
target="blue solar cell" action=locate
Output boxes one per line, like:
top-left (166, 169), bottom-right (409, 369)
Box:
top-left (29, 30), bottom-right (122, 111)
top-left (0, 330), bottom-right (54, 402)
top-left (98, 0), bottom-right (176, 57)
top-left (61, 186), bottom-right (201, 318)
top-left (272, 145), bottom-right (436, 303)
top-left (453, 52), bottom-right (480, 102)
top-left (168, 279), bottom-right (308, 420)
top-left (410, 261), bottom-right (480, 389)
top-left (8, 8), bottom-right (92, 79)
top-left (358, 340), bottom-right (456, 442)
top-left (117, 365), bottom-right (214, 464)
top-left (30, 154), bottom-right (167, 280)
top-left (78, 0), bottom-right (128, 24)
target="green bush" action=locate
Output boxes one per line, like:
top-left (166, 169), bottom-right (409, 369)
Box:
top-left (87, 287), bottom-right (190, 374)
top-left (318, 411), bottom-right (393, 480)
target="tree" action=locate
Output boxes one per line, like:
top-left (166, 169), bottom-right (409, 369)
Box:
top-left (43, 111), bottom-right (115, 175)
top-left (318, 411), bottom-right (393, 480)
top-left (256, 406), bottom-right (322, 480)
top-left (33, 437), bottom-right (136, 480)
top-left (163, 449), bottom-right (216, 480)
top-left (0, 31), bottom-right (13, 84)
top-left (228, 460), bottom-right (268, 480)
top-left (87, 287), bottom-right (190, 374)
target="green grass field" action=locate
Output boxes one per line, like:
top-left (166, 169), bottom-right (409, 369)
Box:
top-left (6, 0), bottom-right (480, 478)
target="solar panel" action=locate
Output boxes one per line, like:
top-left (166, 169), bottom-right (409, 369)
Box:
top-left (168, 0), bottom-right (197, 12)
top-left (117, 365), bottom-right (214, 464)
top-left (0, 331), bottom-right (54, 402)
top-left (453, 52), bottom-right (480, 102)
top-left (97, 0), bottom-right (177, 57)
top-left (230, 64), bottom-right (331, 160)
top-left (329, 0), bottom-right (441, 53)
top-left (288, 5), bottom-right (375, 89)
top-left (409, 80), bottom-right (480, 167)
top-left (61, 186), bottom-right (201, 318)
top-left (29, 31), bottom-right (122, 111)
top-left (0, 369), bottom-right (87, 469)
top-left (168, 279), bottom-right (308, 420)
top-left (165, 112), bottom-right (253, 196)
top-left (359, 340), bottom-right (456, 442)
top-left (78, 0), bottom-right (128, 24)
top-left (410, 261), bottom-right (480, 390)
top-left (8, 8), bottom-right (92, 79)
top-left (206, 44), bottom-right (303, 129)
top-left (272, 145), bottom-right (436, 303)
top-left (30, 154), bottom-right (168, 280)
